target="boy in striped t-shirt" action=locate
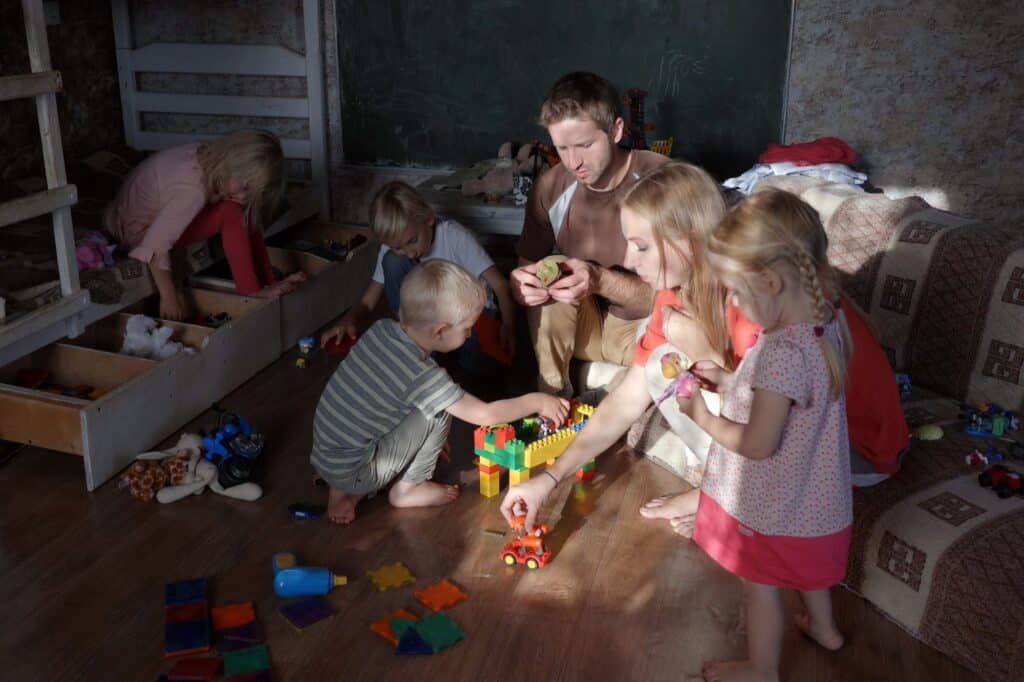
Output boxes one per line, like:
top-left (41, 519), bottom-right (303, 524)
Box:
top-left (312, 260), bottom-right (568, 524)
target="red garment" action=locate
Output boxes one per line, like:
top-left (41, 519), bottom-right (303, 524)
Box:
top-left (174, 200), bottom-right (276, 295)
top-left (758, 136), bottom-right (857, 167)
top-left (634, 289), bottom-right (909, 475)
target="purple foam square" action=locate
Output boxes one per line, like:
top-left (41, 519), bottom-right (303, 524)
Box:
top-left (278, 597), bottom-right (333, 630)
top-left (220, 621), bottom-right (265, 644)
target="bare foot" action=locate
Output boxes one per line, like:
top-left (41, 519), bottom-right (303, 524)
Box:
top-left (327, 486), bottom-right (363, 524)
top-left (702, 660), bottom-right (778, 682)
top-left (794, 612), bottom-right (845, 651)
top-left (669, 514), bottom-right (696, 538)
top-left (388, 480), bottom-right (460, 508)
top-left (639, 488), bottom-right (700, 520)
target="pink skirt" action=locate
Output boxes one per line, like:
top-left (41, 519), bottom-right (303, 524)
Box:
top-left (693, 493), bottom-right (851, 590)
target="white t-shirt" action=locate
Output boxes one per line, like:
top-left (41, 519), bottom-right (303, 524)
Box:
top-left (372, 218), bottom-right (494, 283)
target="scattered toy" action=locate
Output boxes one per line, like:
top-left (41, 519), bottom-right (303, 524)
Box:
top-left (272, 552), bottom-right (347, 597)
top-left (963, 402), bottom-right (1020, 438)
top-left (211, 603), bottom-right (256, 631)
top-left (278, 597), bottom-right (333, 631)
top-left (500, 516), bottom-right (552, 569)
top-left (914, 424), bottom-right (944, 441)
top-left (370, 609), bottom-right (419, 645)
top-left (165, 579), bottom-right (212, 658)
top-left (978, 464), bottom-right (1024, 499)
top-left (287, 503), bottom-right (326, 519)
top-left (166, 655), bottom-right (222, 681)
top-left (222, 645), bottom-right (270, 678)
top-left (295, 335), bottom-right (316, 368)
top-left (367, 562), bottom-right (416, 591)
top-left (414, 579), bottom-right (468, 612)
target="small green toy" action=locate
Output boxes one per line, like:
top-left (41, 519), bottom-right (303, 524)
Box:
top-left (536, 257), bottom-right (562, 287)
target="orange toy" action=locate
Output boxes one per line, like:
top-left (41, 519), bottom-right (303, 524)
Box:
top-left (414, 579), bottom-right (468, 612)
top-left (500, 516), bottom-right (552, 569)
top-left (370, 608), bottom-right (419, 645)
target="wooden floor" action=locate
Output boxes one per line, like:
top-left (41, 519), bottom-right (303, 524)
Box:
top-left (0, 346), bottom-right (974, 681)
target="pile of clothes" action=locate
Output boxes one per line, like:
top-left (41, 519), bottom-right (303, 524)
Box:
top-left (724, 136), bottom-right (867, 195)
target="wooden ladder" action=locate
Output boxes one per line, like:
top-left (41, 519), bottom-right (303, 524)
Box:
top-left (0, 0), bottom-right (88, 361)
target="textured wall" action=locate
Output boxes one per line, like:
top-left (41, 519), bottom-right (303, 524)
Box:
top-left (0, 2), bottom-right (124, 201)
top-left (786, 0), bottom-right (1024, 227)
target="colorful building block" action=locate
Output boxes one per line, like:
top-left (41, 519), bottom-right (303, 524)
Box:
top-left (370, 609), bottom-right (419, 645)
top-left (479, 470), bottom-right (502, 497)
top-left (164, 579), bottom-right (212, 658)
top-left (508, 468), bottom-right (530, 485)
top-left (211, 603), bottom-right (256, 631)
top-left (222, 645), bottom-right (270, 677)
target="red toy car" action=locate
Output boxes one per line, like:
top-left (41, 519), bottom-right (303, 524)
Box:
top-left (979, 465), bottom-right (1024, 499)
top-left (500, 517), bottom-right (552, 569)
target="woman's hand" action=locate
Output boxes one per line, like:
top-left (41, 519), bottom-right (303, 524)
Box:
top-left (500, 475), bottom-right (557, 532)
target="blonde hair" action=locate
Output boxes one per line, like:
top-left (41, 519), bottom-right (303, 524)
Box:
top-left (399, 260), bottom-right (486, 329)
top-left (622, 162), bottom-right (736, 370)
top-left (369, 181), bottom-right (436, 244)
top-left (197, 129), bottom-right (285, 231)
top-left (538, 72), bottom-right (621, 131)
top-left (708, 189), bottom-right (854, 398)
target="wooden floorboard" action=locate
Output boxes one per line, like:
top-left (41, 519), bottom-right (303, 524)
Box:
top-left (0, 346), bottom-right (974, 681)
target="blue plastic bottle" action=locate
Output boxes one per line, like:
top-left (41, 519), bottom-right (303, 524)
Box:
top-left (271, 553), bottom-right (347, 597)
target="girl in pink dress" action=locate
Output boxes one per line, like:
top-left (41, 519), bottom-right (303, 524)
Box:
top-left (105, 129), bottom-right (305, 320)
top-left (675, 188), bottom-right (854, 682)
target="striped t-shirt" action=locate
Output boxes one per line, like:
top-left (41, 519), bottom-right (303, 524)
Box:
top-left (310, 319), bottom-right (464, 482)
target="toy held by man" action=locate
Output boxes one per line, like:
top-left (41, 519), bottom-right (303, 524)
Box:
top-left (271, 553), bottom-right (347, 597)
top-left (655, 352), bottom-right (700, 407)
top-left (535, 257), bottom-right (562, 288)
top-left (500, 515), bottom-right (552, 569)
top-left (295, 335), bottom-right (315, 368)
top-left (203, 410), bottom-right (265, 488)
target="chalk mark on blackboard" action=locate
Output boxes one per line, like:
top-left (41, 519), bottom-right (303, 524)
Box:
top-left (650, 50), bottom-right (708, 97)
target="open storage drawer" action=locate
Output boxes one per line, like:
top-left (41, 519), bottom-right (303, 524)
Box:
top-left (191, 222), bottom-right (377, 349)
top-left (0, 288), bottom-right (279, 490)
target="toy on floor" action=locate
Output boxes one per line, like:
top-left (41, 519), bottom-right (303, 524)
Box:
top-left (325, 234), bottom-right (367, 260)
top-left (189, 312), bottom-right (231, 328)
top-left (473, 401), bottom-right (595, 497)
top-left (271, 552), bottom-right (348, 597)
top-left (202, 411), bottom-right (265, 488)
top-left (121, 313), bottom-right (193, 360)
top-left (287, 503), bottom-right (325, 519)
top-left (393, 611), bottom-right (465, 655)
top-left (367, 561), bottom-right (416, 591)
top-left (128, 433), bottom-right (263, 504)
top-left (914, 424), bottom-right (944, 441)
top-left (370, 609), bottom-right (420, 646)
top-left (279, 597), bottom-right (334, 631)
top-left (963, 402), bottom-right (1020, 438)
top-left (500, 516), bottom-right (552, 569)
top-left (978, 464), bottom-right (1023, 499)
top-left (166, 655), bottom-right (222, 680)
top-left (966, 446), bottom-right (1004, 466)
top-left (295, 335), bottom-right (315, 368)
top-left (165, 578), bottom-right (212, 658)
top-left (895, 372), bottom-right (912, 400)
top-left (414, 579), bottom-right (468, 612)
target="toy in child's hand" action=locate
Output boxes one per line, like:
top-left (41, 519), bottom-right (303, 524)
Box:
top-left (296, 335), bottom-right (315, 368)
top-left (500, 515), bottom-right (552, 569)
top-left (535, 257), bottom-right (562, 288)
top-left (655, 353), bottom-right (700, 407)
top-left (272, 552), bottom-right (347, 597)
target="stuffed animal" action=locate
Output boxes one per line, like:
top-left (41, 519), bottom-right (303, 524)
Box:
top-left (121, 313), bottom-right (189, 360)
top-left (124, 433), bottom-right (263, 503)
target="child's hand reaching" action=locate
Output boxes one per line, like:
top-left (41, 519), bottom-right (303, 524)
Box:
top-left (321, 313), bottom-right (358, 348)
top-left (532, 393), bottom-right (570, 424)
top-left (159, 293), bottom-right (184, 321)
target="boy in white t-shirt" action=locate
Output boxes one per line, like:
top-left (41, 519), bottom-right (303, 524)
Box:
top-left (322, 181), bottom-right (516, 372)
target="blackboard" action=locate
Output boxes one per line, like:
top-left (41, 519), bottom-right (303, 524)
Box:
top-left (337, 0), bottom-right (791, 179)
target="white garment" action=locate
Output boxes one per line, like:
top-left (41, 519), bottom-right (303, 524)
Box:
top-left (724, 162), bottom-right (868, 195)
top-left (372, 218), bottom-right (494, 283)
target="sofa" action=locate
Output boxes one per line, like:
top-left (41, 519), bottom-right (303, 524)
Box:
top-left (629, 175), bottom-right (1024, 682)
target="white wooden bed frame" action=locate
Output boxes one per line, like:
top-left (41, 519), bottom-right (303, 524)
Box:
top-left (110, 0), bottom-right (329, 240)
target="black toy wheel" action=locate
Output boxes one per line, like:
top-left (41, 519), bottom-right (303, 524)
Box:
top-left (979, 471), bottom-right (993, 487)
top-left (996, 483), bottom-right (1013, 499)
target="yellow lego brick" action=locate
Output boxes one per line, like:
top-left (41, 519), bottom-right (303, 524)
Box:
top-left (508, 468), bottom-right (530, 485)
top-left (523, 429), bottom-right (576, 468)
top-left (479, 471), bottom-right (502, 498)
top-left (483, 443), bottom-right (495, 453)
top-left (478, 456), bottom-right (494, 467)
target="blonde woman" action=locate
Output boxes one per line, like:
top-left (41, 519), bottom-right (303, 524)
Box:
top-left (104, 129), bottom-right (305, 319)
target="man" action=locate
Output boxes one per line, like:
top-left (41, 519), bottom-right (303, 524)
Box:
top-left (511, 72), bottom-right (668, 395)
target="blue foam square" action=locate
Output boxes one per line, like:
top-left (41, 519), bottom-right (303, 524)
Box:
top-left (165, 619), bottom-right (211, 654)
top-left (165, 578), bottom-right (208, 606)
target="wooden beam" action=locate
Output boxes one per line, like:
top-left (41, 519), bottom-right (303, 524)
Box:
top-left (133, 131), bottom-right (312, 160)
top-left (134, 91), bottom-right (309, 118)
top-left (130, 42), bottom-right (307, 76)
top-left (0, 70), bottom-right (61, 102)
top-left (0, 185), bottom-right (77, 229)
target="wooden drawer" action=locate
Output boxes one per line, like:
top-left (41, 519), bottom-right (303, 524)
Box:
top-left (191, 223), bottom-right (377, 348)
top-left (0, 288), bottom-right (279, 491)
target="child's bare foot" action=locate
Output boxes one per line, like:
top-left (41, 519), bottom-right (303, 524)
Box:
top-left (794, 612), bottom-right (845, 651)
top-left (388, 480), bottom-right (460, 508)
top-left (639, 488), bottom-right (700, 520)
top-left (327, 485), bottom-right (362, 524)
top-left (669, 514), bottom-right (697, 538)
top-left (701, 660), bottom-right (778, 682)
